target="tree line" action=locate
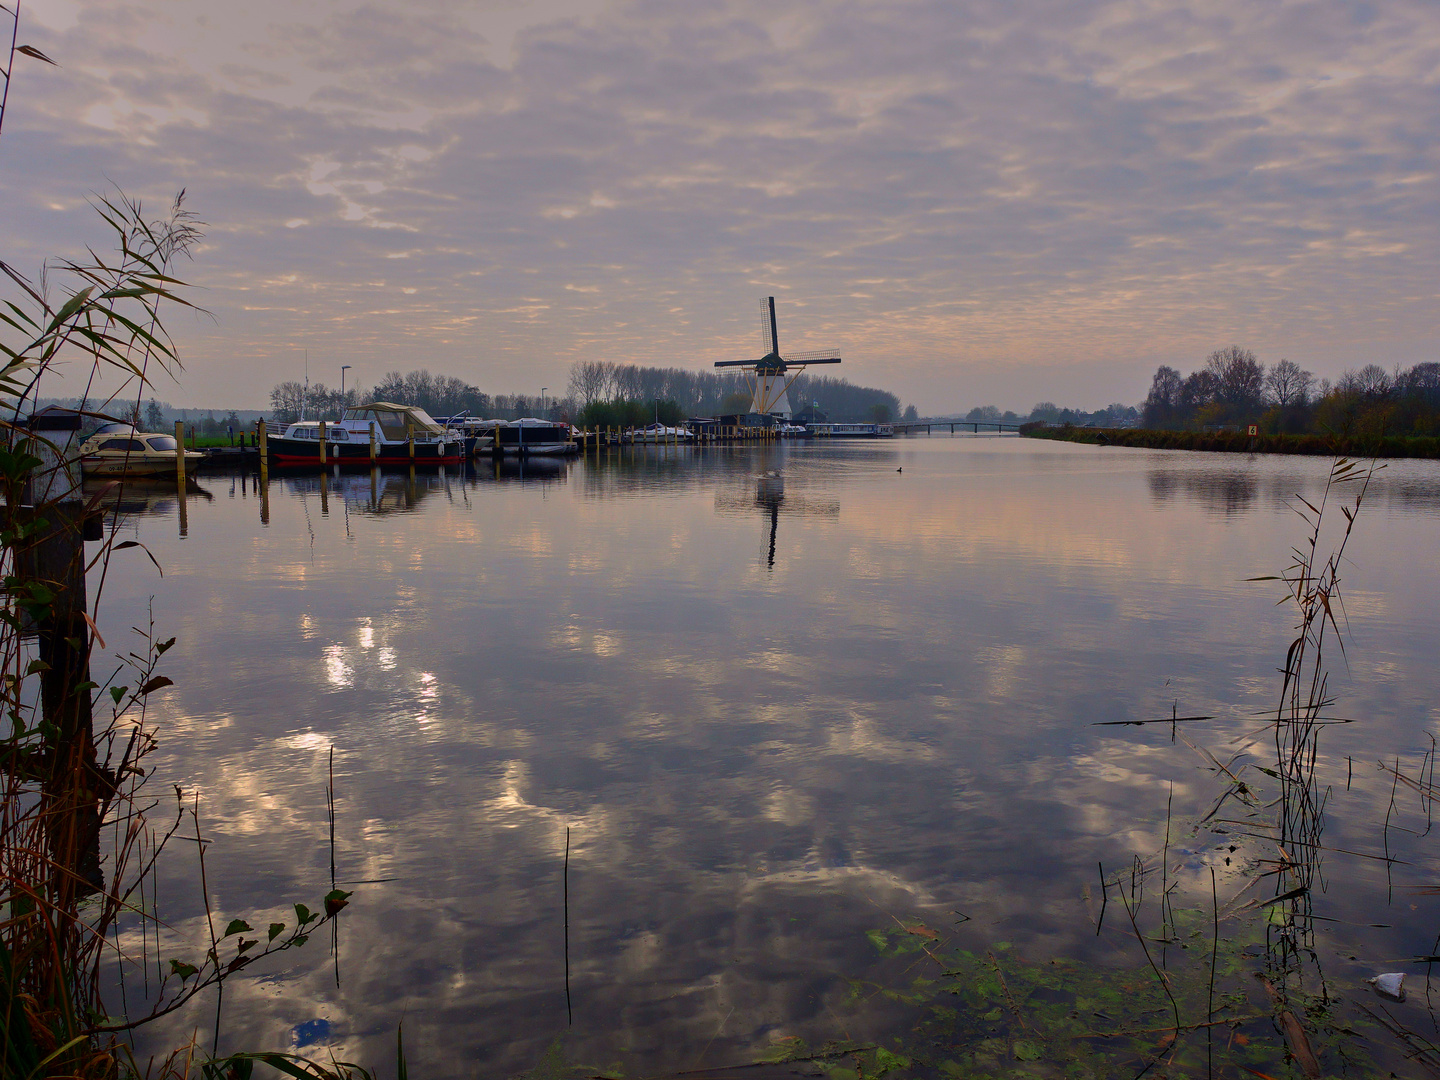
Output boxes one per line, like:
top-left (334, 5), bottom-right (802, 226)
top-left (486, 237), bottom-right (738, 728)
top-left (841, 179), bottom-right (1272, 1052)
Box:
top-left (266, 362), bottom-right (906, 426)
top-left (268, 371), bottom-right (553, 424)
top-left (1140, 348), bottom-right (1440, 438)
top-left (566, 360), bottom-right (902, 422)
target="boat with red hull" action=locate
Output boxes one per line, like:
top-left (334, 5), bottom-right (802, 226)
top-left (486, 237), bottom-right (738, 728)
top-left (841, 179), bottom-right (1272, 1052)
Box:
top-left (268, 402), bottom-right (467, 466)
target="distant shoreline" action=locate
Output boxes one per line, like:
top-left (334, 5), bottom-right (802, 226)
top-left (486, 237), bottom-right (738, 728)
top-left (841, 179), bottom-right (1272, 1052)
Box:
top-left (1022, 425), bottom-right (1440, 460)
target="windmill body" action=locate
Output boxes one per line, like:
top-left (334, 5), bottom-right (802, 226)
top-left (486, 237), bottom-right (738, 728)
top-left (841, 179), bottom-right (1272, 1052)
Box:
top-left (715, 297), bottom-right (841, 421)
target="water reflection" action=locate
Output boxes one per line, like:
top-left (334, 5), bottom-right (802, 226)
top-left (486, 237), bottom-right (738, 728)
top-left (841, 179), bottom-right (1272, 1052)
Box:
top-left (90, 441), bottom-right (1440, 1076)
top-left (1147, 467), bottom-right (1265, 514)
top-left (84, 475), bottom-right (214, 516)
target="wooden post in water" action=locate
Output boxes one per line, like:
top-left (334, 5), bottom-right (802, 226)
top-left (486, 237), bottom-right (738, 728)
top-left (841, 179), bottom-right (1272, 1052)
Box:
top-left (319, 420), bottom-right (328, 465)
top-left (407, 421), bottom-right (415, 459)
top-left (369, 423), bottom-right (377, 463)
top-left (173, 421), bottom-right (186, 487)
top-left (18, 408), bottom-right (108, 904)
top-left (258, 419), bottom-right (269, 482)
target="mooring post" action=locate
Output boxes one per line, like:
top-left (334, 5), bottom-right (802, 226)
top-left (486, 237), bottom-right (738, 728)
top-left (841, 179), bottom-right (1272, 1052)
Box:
top-left (173, 420), bottom-right (186, 486)
top-left (370, 423), bottom-right (377, 463)
top-left (19, 408), bottom-right (107, 904)
top-left (407, 422), bottom-right (415, 459)
top-left (258, 419), bottom-right (269, 483)
top-left (319, 420), bottom-right (328, 465)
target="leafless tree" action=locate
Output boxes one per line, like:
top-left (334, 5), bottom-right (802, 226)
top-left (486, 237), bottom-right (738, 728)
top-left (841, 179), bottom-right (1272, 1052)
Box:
top-left (1265, 359), bottom-right (1315, 406)
top-left (1338, 363), bottom-right (1393, 398)
top-left (567, 360), bottom-right (614, 408)
top-left (1204, 346), bottom-right (1265, 406)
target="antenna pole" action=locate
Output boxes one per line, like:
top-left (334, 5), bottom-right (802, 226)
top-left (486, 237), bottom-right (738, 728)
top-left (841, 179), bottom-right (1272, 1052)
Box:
top-left (768, 297), bottom-right (779, 356)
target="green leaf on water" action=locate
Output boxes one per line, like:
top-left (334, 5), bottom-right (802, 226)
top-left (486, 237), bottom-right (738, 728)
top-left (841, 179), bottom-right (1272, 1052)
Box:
top-left (1013, 1039), bottom-right (1044, 1061)
top-left (865, 928), bottom-right (891, 952)
top-left (871, 1047), bottom-right (911, 1075)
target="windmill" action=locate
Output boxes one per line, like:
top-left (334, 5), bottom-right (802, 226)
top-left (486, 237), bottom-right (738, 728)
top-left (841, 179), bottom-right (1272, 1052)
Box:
top-left (714, 297), bottom-right (840, 419)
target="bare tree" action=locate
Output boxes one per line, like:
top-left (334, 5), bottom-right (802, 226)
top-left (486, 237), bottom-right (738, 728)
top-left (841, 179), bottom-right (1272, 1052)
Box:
top-left (1338, 363), bottom-right (1393, 398)
top-left (567, 360), bottom-right (614, 408)
top-left (269, 380), bottom-right (306, 422)
top-left (1265, 359), bottom-right (1315, 406)
top-left (1204, 346), bottom-right (1265, 407)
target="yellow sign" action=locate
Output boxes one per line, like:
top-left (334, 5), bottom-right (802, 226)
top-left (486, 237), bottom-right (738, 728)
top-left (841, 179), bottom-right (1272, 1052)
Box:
top-left (1247, 425), bottom-right (1258, 436)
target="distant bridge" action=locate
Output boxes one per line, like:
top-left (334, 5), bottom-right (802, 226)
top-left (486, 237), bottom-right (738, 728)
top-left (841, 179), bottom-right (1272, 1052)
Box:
top-left (892, 420), bottom-right (1023, 435)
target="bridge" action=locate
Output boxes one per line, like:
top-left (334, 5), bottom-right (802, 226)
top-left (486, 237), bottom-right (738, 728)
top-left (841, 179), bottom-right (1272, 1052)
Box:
top-left (892, 420), bottom-right (1023, 435)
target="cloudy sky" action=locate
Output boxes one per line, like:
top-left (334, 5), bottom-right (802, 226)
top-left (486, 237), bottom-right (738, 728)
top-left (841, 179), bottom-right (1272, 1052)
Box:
top-left (2, 0), bottom-right (1437, 412)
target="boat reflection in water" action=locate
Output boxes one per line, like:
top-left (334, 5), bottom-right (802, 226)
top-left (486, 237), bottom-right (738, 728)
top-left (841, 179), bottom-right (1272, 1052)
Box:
top-left (271, 467), bottom-right (455, 516)
top-left (83, 476), bottom-right (214, 516)
top-left (470, 454), bottom-right (572, 486)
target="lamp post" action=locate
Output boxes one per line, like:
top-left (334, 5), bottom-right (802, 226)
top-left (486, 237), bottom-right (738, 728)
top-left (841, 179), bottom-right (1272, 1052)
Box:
top-left (341, 365), bottom-right (352, 402)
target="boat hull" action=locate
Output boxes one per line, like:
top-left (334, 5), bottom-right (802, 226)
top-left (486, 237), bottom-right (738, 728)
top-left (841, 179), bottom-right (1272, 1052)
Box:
top-left (267, 436), bottom-right (465, 466)
top-left (82, 453), bottom-right (203, 478)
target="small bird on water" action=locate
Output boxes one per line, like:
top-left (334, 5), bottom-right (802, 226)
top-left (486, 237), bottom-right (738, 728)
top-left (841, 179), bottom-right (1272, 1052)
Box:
top-left (897, 467), bottom-right (902, 472)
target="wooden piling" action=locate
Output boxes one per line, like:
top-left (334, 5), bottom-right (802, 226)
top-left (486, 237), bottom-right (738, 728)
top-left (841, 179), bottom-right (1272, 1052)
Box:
top-left (319, 420), bottom-right (328, 465)
top-left (370, 423), bottom-right (377, 462)
top-left (173, 420), bottom-right (186, 487)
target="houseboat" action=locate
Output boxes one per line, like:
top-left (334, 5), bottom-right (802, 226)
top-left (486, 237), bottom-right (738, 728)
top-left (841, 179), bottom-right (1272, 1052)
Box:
top-left (805, 421), bottom-right (895, 438)
top-left (267, 402), bottom-right (466, 465)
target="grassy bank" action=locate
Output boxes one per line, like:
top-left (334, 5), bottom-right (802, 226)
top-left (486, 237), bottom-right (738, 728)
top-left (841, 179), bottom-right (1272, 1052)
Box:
top-left (1023, 424), bottom-right (1440, 459)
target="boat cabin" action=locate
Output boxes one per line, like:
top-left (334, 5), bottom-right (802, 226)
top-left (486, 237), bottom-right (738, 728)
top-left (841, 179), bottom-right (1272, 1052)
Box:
top-left (341, 402), bottom-right (446, 439)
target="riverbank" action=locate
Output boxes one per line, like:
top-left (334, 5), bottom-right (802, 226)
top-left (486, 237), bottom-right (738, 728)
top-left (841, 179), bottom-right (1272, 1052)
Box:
top-left (1022, 424), bottom-right (1440, 459)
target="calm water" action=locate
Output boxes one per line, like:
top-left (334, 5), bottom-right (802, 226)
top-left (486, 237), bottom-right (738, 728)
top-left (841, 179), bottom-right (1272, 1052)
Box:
top-left (93, 438), bottom-right (1440, 1075)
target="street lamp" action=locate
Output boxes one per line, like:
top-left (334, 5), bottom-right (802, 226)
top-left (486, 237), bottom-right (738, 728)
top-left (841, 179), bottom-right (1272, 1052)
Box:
top-left (340, 364), bottom-right (352, 400)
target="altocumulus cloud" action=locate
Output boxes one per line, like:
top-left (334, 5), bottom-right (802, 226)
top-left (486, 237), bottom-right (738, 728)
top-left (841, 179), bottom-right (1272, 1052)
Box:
top-left (1, 0), bottom-right (1437, 410)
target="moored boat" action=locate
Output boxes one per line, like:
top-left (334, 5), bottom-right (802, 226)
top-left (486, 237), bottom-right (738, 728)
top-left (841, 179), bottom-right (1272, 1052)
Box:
top-left (494, 418), bottom-right (576, 456)
top-left (79, 425), bottom-right (204, 478)
top-left (805, 421), bottom-right (894, 438)
top-left (267, 402), bottom-right (466, 465)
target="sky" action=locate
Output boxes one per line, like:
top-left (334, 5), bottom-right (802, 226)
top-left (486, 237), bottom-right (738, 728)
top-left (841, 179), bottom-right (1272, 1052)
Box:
top-left (1, 0), bottom-right (1437, 414)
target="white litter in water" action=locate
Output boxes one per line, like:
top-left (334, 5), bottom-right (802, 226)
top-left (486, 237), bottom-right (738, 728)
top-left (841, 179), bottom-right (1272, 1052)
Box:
top-left (1367, 973), bottom-right (1406, 1001)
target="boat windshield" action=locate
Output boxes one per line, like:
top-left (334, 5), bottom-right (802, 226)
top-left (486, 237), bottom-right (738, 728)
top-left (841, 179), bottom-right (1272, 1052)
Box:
top-left (146, 436), bottom-right (178, 451)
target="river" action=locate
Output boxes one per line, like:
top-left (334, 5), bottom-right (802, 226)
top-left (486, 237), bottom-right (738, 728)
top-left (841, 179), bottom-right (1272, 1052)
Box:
top-left (94, 436), bottom-right (1440, 1076)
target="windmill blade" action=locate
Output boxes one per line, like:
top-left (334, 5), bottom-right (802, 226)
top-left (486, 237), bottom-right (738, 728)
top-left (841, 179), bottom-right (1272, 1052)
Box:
top-left (760, 299), bottom-right (773, 356)
top-left (714, 359), bottom-right (758, 368)
top-left (782, 351), bottom-right (842, 364)
top-left (766, 296), bottom-right (779, 356)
